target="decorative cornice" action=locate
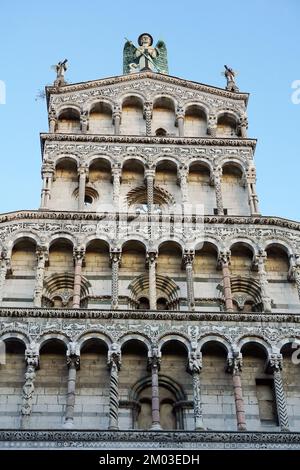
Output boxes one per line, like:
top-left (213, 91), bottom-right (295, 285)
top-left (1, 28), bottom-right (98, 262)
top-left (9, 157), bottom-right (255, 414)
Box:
top-left (0, 430), bottom-right (299, 449)
top-left (0, 306), bottom-right (300, 322)
top-left (45, 71), bottom-right (249, 104)
top-left (0, 210), bottom-right (299, 231)
top-left (40, 133), bottom-right (257, 152)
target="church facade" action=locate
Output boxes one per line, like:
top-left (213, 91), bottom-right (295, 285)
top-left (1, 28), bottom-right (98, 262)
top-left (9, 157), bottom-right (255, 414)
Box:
top-left (1, 34), bottom-right (300, 449)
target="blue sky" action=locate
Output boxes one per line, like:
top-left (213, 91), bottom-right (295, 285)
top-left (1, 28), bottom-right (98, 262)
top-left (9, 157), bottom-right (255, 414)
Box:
top-left (0, 0), bottom-right (299, 219)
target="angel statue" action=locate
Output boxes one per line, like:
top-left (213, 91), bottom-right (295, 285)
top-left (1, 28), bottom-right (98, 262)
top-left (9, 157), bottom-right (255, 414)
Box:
top-left (123, 33), bottom-right (168, 75)
top-left (223, 65), bottom-right (239, 92)
top-left (52, 59), bottom-right (68, 86)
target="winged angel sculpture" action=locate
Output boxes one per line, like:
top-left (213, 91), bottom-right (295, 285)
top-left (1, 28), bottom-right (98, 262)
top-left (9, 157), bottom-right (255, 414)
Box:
top-left (123, 33), bottom-right (168, 75)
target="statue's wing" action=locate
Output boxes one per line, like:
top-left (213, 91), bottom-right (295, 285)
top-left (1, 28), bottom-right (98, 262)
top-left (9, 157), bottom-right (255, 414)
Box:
top-left (123, 41), bottom-right (137, 74)
top-left (154, 40), bottom-right (169, 74)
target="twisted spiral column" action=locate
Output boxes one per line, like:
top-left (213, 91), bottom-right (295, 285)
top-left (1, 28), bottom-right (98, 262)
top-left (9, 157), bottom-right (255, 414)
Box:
top-left (268, 354), bottom-right (289, 432)
top-left (108, 344), bottom-right (121, 430)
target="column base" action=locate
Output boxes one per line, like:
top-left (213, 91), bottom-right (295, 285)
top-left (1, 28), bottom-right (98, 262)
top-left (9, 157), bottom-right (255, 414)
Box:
top-left (237, 425), bottom-right (247, 432)
top-left (63, 419), bottom-right (74, 429)
top-left (108, 426), bottom-right (119, 431)
top-left (150, 423), bottom-right (162, 430)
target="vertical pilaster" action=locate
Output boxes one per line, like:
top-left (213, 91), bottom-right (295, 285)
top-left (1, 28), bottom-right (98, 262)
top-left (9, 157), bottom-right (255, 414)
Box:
top-left (72, 246), bottom-right (85, 308)
top-left (110, 248), bottom-right (122, 309)
top-left (143, 101), bottom-right (153, 136)
top-left (218, 250), bottom-right (233, 312)
top-left (147, 250), bottom-right (157, 310)
top-left (268, 353), bottom-right (289, 432)
top-left (238, 114), bottom-right (248, 138)
top-left (33, 245), bottom-right (48, 307)
top-left (255, 250), bottom-right (272, 313)
top-left (188, 350), bottom-right (204, 430)
top-left (0, 249), bottom-right (9, 305)
top-left (64, 343), bottom-right (80, 429)
top-left (226, 352), bottom-right (247, 431)
top-left (176, 106), bottom-right (185, 137)
top-left (20, 343), bottom-right (39, 429)
top-left (213, 166), bottom-right (224, 215)
top-left (148, 346), bottom-right (161, 430)
top-left (113, 104), bottom-right (121, 135)
top-left (108, 343), bottom-right (121, 430)
top-left (183, 250), bottom-right (195, 310)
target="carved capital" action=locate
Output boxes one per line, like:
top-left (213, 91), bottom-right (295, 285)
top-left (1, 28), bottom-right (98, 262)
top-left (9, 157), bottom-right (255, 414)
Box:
top-left (183, 249), bottom-right (195, 267)
top-left (148, 345), bottom-right (161, 370)
top-left (143, 101), bottom-right (153, 118)
top-left (218, 250), bottom-right (231, 267)
top-left (110, 248), bottom-right (122, 265)
top-left (188, 350), bottom-right (202, 374)
top-left (226, 352), bottom-right (243, 375)
top-left (25, 343), bottom-right (39, 369)
top-left (267, 353), bottom-right (283, 373)
top-left (73, 246), bottom-right (85, 263)
top-left (108, 343), bottom-right (121, 370)
top-left (146, 250), bottom-right (158, 266)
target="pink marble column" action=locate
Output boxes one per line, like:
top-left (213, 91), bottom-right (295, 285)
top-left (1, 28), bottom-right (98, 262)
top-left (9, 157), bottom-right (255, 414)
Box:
top-left (227, 353), bottom-right (247, 431)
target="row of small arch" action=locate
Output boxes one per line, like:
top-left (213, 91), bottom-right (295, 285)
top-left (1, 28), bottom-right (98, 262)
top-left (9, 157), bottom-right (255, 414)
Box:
top-left (2, 231), bottom-right (296, 261)
top-left (49, 153), bottom-right (250, 178)
top-left (51, 94), bottom-right (245, 123)
top-left (1, 329), bottom-right (299, 358)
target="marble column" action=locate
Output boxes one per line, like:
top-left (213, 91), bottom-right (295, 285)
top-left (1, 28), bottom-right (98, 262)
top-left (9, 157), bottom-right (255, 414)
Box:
top-left (219, 250), bottom-right (233, 312)
top-left (178, 165), bottom-right (189, 205)
top-left (213, 166), bottom-right (224, 215)
top-left (246, 166), bottom-right (260, 215)
top-left (111, 164), bottom-right (122, 209)
top-left (238, 114), bottom-right (248, 138)
top-left (20, 344), bottom-right (39, 429)
top-left (290, 255), bottom-right (300, 301)
top-left (0, 249), bottom-right (9, 306)
top-left (41, 161), bottom-right (55, 209)
top-left (207, 114), bottom-right (217, 137)
top-left (33, 245), bottom-right (48, 307)
top-left (113, 105), bottom-right (121, 135)
top-left (107, 343), bottom-right (121, 430)
top-left (176, 106), bottom-right (185, 137)
top-left (145, 168), bottom-right (155, 214)
top-left (110, 248), bottom-right (122, 309)
top-left (148, 346), bottom-right (161, 430)
top-left (226, 353), bottom-right (247, 431)
top-left (268, 353), bottom-right (290, 432)
top-left (143, 101), bottom-right (153, 136)
top-left (48, 107), bottom-right (57, 133)
top-left (72, 247), bottom-right (85, 308)
top-left (78, 165), bottom-right (88, 211)
top-left (80, 110), bottom-right (89, 133)
top-left (147, 250), bottom-right (157, 310)
top-left (183, 250), bottom-right (195, 310)
top-left (256, 250), bottom-right (272, 313)
top-left (188, 350), bottom-right (205, 430)
top-left (64, 347), bottom-right (80, 429)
